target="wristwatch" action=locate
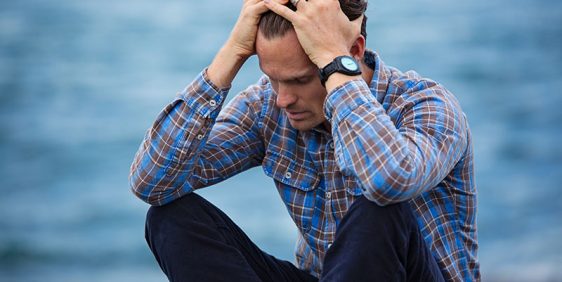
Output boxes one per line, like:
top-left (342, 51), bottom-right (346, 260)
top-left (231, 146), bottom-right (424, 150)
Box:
top-left (319, 55), bottom-right (362, 86)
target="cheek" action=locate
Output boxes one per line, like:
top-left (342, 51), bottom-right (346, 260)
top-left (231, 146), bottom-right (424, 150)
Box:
top-left (306, 84), bottom-right (328, 109)
top-left (270, 80), bottom-right (279, 93)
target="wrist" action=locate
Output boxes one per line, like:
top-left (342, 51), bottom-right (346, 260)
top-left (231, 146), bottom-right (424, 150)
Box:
top-left (319, 55), bottom-right (362, 87)
top-left (325, 73), bottom-right (362, 93)
top-left (207, 44), bottom-right (249, 89)
top-left (316, 51), bottom-right (350, 69)
top-left (224, 39), bottom-right (253, 62)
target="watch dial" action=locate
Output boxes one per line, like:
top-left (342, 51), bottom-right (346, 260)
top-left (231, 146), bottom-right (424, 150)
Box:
top-left (341, 57), bottom-right (359, 71)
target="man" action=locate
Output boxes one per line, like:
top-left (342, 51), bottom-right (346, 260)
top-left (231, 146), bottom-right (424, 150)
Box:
top-left (129, 0), bottom-right (480, 281)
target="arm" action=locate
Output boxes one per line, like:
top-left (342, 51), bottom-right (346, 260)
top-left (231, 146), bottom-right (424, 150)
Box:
top-left (325, 78), bottom-right (468, 205)
top-left (129, 0), bottom-right (270, 206)
top-left (265, 0), bottom-right (468, 204)
top-left (129, 72), bottom-right (265, 206)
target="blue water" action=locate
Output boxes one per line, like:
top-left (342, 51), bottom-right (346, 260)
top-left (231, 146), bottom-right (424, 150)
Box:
top-left (1, 0), bottom-right (561, 281)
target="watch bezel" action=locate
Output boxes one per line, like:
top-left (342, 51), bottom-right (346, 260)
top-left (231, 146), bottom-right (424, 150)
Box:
top-left (338, 56), bottom-right (360, 72)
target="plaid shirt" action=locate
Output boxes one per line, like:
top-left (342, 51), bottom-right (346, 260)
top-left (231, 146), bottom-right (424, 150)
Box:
top-left (130, 50), bottom-right (479, 281)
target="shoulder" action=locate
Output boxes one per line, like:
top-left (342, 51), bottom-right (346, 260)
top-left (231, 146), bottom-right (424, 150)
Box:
top-left (219, 76), bottom-right (286, 129)
top-left (381, 66), bottom-right (469, 136)
top-left (222, 76), bottom-right (272, 118)
top-left (384, 66), bottom-right (464, 115)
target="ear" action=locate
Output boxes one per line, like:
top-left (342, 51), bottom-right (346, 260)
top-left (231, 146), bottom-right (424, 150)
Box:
top-left (349, 35), bottom-right (366, 62)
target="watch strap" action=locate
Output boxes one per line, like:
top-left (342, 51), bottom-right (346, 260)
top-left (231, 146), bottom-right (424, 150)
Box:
top-left (319, 56), bottom-right (362, 86)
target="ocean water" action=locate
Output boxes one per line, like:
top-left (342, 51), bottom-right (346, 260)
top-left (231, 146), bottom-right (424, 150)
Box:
top-left (0, 0), bottom-right (561, 281)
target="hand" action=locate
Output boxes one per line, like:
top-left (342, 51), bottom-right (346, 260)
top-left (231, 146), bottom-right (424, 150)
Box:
top-left (226, 0), bottom-right (271, 60)
top-left (263, 0), bottom-right (363, 68)
top-left (208, 0), bottom-right (280, 88)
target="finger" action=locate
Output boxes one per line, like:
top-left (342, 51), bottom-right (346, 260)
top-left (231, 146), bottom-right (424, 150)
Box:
top-left (250, 1), bottom-right (270, 14)
top-left (263, 0), bottom-right (298, 23)
top-left (289, 0), bottom-right (302, 8)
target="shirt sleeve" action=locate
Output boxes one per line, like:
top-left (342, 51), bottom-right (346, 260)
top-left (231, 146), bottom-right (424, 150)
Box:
top-left (129, 69), bottom-right (265, 206)
top-left (324, 78), bottom-right (468, 206)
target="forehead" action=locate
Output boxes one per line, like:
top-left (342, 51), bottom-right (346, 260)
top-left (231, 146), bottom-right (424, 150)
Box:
top-left (256, 30), bottom-right (317, 80)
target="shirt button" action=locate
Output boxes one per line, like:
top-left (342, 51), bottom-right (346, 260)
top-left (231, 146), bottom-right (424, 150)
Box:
top-left (329, 142), bottom-right (334, 149)
top-left (327, 243), bottom-right (333, 249)
top-left (284, 171), bottom-right (292, 179)
top-left (209, 100), bottom-right (217, 107)
top-left (196, 134), bottom-right (204, 140)
top-left (325, 192), bottom-right (331, 199)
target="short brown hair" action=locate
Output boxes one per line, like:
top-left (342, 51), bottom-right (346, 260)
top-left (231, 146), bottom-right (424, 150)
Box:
top-left (258, 0), bottom-right (368, 40)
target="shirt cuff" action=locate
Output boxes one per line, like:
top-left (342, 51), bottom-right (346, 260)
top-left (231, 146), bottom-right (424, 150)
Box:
top-left (177, 68), bottom-right (231, 118)
top-left (324, 79), bottom-right (375, 124)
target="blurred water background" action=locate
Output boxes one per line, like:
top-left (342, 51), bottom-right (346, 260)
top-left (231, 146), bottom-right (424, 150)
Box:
top-left (1, 0), bottom-right (561, 281)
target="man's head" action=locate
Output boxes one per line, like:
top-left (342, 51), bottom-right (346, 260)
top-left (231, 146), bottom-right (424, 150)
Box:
top-left (258, 0), bottom-right (368, 41)
top-left (256, 0), bottom-right (368, 131)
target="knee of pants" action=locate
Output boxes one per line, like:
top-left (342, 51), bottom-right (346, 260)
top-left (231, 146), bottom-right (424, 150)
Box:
top-left (343, 196), bottom-right (417, 231)
top-left (145, 192), bottom-right (213, 236)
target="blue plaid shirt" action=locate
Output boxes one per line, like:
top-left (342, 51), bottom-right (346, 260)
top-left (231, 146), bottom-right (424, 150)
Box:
top-left (130, 50), bottom-right (479, 281)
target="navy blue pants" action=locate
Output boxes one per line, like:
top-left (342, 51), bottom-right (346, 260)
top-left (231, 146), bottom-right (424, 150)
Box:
top-left (145, 193), bottom-right (445, 281)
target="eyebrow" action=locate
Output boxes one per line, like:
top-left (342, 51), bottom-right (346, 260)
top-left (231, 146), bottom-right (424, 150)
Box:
top-left (266, 70), bottom-right (316, 82)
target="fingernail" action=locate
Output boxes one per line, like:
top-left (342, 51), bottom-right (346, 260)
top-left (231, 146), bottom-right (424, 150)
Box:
top-left (264, 0), bottom-right (270, 3)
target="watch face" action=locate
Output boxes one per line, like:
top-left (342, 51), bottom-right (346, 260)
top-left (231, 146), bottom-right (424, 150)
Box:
top-left (340, 57), bottom-right (359, 71)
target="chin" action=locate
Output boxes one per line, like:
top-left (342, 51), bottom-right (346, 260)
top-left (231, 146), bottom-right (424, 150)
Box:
top-left (289, 119), bottom-right (322, 131)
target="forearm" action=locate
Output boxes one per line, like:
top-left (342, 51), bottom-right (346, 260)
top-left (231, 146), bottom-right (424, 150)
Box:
top-left (129, 70), bottom-right (229, 206)
top-left (207, 42), bottom-right (249, 89)
top-left (324, 72), bottom-right (362, 94)
top-left (207, 0), bottom-right (270, 88)
top-left (325, 80), bottom-right (468, 205)
top-left (130, 0), bottom-right (271, 205)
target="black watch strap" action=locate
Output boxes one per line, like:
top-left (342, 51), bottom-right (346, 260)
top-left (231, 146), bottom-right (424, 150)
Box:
top-left (319, 56), bottom-right (362, 86)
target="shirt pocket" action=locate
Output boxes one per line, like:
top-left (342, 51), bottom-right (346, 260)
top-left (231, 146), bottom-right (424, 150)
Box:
top-left (262, 152), bottom-right (319, 191)
top-left (262, 152), bottom-right (319, 233)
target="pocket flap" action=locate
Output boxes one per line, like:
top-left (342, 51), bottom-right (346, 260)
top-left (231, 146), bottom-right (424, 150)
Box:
top-left (262, 153), bottom-right (319, 191)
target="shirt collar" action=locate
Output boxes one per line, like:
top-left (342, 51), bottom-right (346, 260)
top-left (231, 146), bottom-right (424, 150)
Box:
top-left (364, 49), bottom-right (391, 104)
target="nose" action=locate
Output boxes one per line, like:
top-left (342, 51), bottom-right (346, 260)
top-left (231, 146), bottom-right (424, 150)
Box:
top-left (275, 83), bottom-right (298, 109)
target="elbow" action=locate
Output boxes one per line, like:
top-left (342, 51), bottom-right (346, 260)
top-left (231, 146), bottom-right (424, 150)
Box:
top-left (363, 187), bottom-right (416, 206)
top-left (129, 170), bottom-right (192, 207)
top-left (129, 175), bottom-right (165, 206)
top-left (128, 152), bottom-right (159, 205)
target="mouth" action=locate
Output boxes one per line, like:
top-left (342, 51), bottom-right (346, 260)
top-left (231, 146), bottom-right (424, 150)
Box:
top-left (286, 111), bottom-right (309, 121)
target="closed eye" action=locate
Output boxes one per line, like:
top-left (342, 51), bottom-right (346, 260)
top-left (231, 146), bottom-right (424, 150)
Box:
top-left (268, 74), bottom-right (314, 86)
top-left (290, 76), bottom-right (313, 85)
